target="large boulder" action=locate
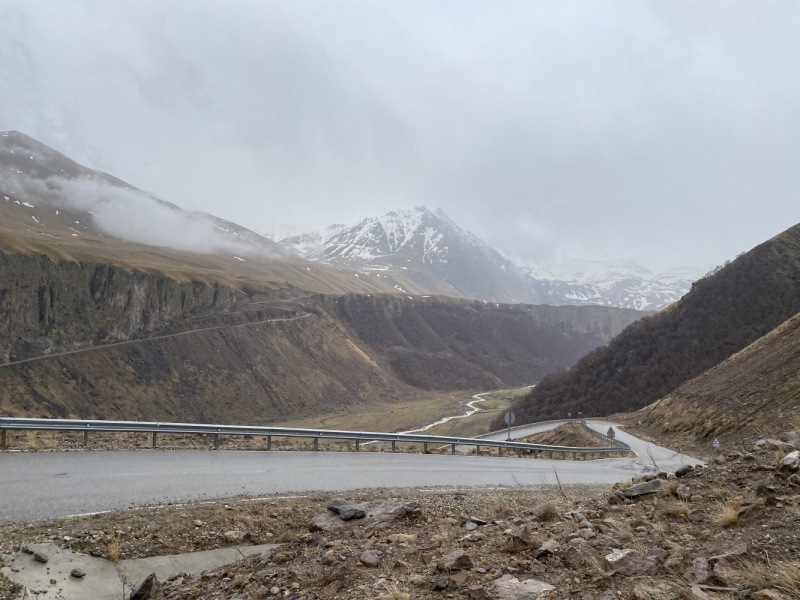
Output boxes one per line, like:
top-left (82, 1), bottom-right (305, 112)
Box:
top-left (492, 574), bottom-right (555, 600)
top-left (605, 549), bottom-right (657, 576)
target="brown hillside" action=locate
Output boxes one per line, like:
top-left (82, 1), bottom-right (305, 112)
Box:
top-left (0, 251), bottom-right (644, 424)
top-left (629, 310), bottom-right (800, 456)
top-left (496, 221), bottom-right (800, 428)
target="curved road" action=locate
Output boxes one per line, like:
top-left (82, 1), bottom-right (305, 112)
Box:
top-left (0, 422), bottom-right (701, 524)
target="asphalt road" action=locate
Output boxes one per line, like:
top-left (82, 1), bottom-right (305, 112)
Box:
top-left (0, 421), bottom-right (702, 523)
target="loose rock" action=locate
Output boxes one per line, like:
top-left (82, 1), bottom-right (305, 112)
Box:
top-left (328, 498), bottom-right (367, 520)
top-left (493, 574), bottom-right (556, 600)
top-left (437, 549), bottom-right (473, 571)
top-left (130, 573), bottom-right (160, 600)
top-left (431, 575), bottom-right (449, 591)
top-left (621, 479), bottom-right (662, 497)
top-left (359, 550), bottom-right (382, 567)
top-left (605, 549), bottom-right (657, 576)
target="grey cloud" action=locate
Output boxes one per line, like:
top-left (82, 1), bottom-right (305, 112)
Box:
top-left (1, 0), bottom-right (799, 272)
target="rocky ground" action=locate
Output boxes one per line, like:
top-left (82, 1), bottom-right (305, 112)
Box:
top-left (2, 436), bottom-right (800, 600)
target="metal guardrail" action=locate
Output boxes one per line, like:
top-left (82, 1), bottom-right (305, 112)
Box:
top-left (579, 420), bottom-right (632, 450)
top-left (0, 417), bottom-right (629, 459)
top-left (476, 418), bottom-right (573, 440)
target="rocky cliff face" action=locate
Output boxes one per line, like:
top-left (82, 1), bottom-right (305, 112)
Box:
top-left (0, 250), bottom-right (646, 423)
top-left (0, 250), bottom-right (243, 364)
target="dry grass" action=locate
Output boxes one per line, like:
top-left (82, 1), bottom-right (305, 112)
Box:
top-left (106, 535), bottom-right (120, 564)
top-left (490, 491), bottom-right (519, 516)
top-left (433, 532), bottom-right (449, 546)
top-left (658, 479), bottom-right (680, 497)
top-left (272, 551), bottom-right (291, 564)
top-left (384, 583), bottom-right (412, 600)
top-left (659, 501), bottom-right (689, 521)
top-left (713, 488), bottom-right (730, 500)
top-left (537, 501), bottom-right (559, 522)
top-left (26, 431), bottom-right (38, 450)
top-left (720, 559), bottom-right (800, 596)
top-left (611, 520), bottom-right (648, 555)
top-left (713, 499), bottom-right (744, 527)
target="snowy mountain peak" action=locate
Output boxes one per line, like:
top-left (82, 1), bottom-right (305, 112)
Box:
top-left (278, 206), bottom-right (702, 310)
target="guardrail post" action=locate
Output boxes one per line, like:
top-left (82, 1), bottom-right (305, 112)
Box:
top-left (314, 437), bottom-right (319, 451)
top-left (549, 450), bottom-right (553, 459)
top-left (517, 448), bottom-right (521, 458)
top-left (1, 429), bottom-right (5, 448)
top-left (499, 446), bottom-right (503, 457)
top-left (534, 450), bottom-right (538, 459)
top-left (214, 434), bottom-right (219, 450)
top-left (267, 435), bottom-right (272, 451)
top-left (572, 451), bottom-right (576, 460)
top-left (355, 439), bottom-right (360, 452)
top-left (391, 440), bottom-right (396, 452)
top-left (83, 430), bottom-right (88, 447)
top-left (451, 443), bottom-right (456, 455)
top-left (476, 444), bottom-right (481, 456)
top-left (152, 432), bottom-right (157, 448)
top-left (423, 442), bottom-right (427, 453)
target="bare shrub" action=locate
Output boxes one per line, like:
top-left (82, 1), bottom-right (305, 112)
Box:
top-left (537, 501), bottom-right (559, 522)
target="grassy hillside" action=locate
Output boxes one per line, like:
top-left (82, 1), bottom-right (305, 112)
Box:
top-left (628, 310), bottom-right (800, 456)
top-left (496, 222), bottom-right (800, 427)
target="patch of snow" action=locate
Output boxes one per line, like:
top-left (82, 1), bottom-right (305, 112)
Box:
top-left (233, 256), bottom-right (245, 261)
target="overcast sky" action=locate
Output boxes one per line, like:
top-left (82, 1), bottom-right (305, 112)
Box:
top-left (2, 1), bottom-right (799, 272)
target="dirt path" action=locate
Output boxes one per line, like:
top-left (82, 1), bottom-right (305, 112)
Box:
top-left (0, 312), bottom-right (312, 369)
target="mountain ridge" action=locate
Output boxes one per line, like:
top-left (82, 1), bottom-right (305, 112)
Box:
top-left (280, 208), bottom-right (701, 310)
top-left (495, 220), bottom-right (800, 428)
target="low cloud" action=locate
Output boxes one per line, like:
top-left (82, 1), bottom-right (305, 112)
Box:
top-left (1, 172), bottom-right (274, 257)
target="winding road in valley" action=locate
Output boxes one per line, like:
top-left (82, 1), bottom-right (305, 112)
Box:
top-left (0, 421), bottom-right (702, 524)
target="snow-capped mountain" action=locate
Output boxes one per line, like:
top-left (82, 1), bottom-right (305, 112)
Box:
top-left (280, 206), bottom-right (534, 303)
top-left (524, 259), bottom-right (703, 311)
top-left (281, 208), bottom-right (702, 310)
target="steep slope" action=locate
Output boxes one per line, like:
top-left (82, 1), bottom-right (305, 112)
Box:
top-left (280, 207), bottom-right (534, 303)
top-left (0, 251), bottom-right (645, 422)
top-left (525, 261), bottom-right (701, 311)
top-left (496, 222), bottom-right (800, 427)
top-left (0, 131), bottom-right (464, 299)
top-left (632, 310), bottom-right (800, 454)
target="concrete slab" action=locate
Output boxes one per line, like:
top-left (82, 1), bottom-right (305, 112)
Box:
top-left (117, 543), bottom-right (278, 589)
top-left (1, 542), bottom-right (278, 599)
top-left (1, 543), bottom-right (123, 600)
